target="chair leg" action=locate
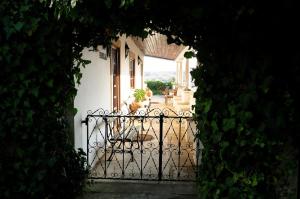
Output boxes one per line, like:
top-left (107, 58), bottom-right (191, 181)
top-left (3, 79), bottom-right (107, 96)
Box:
top-left (107, 148), bottom-right (114, 161)
top-left (107, 142), bottom-right (115, 161)
top-left (130, 141), bottom-right (134, 162)
top-left (130, 151), bottom-right (134, 162)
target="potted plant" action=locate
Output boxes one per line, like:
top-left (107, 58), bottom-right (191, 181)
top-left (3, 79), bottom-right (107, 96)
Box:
top-left (129, 89), bottom-right (146, 112)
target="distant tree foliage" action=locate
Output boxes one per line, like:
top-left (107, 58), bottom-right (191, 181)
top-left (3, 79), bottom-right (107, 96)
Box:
top-left (1, 0), bottom-right (299, 198)
top-left (146, 80), bottom-right (173, 95)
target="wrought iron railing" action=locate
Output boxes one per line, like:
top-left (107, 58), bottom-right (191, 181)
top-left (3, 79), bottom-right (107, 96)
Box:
top-left (82, 107), bottom-right (201, 181)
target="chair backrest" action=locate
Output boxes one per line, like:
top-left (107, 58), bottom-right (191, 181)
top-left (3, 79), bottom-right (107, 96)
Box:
top-left (121, 101), bottom-right (130, 115)
top-left (107, 114), bottom-right (140, 140)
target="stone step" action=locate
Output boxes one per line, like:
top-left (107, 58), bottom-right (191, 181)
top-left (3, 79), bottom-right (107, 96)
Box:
top-left (79, 180), bottom-right (198, 199)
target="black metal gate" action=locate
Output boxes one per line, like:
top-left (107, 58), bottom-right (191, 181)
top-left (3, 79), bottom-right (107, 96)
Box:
top-left (82, 108), bottom-right (201, 181)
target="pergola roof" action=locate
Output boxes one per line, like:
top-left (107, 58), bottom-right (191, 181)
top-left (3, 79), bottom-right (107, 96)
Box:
top-left (133, 33), bottom-right (186, 60)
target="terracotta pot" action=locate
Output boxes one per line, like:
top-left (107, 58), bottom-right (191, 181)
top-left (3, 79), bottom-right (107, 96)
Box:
top-left (146, 89), bottom-right (153, 97)
top-left (129, 101), bottom-right (141, 113)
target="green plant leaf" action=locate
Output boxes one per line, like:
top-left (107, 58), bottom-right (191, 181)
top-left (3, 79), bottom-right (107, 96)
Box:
top-left (14, 22), bottom-right (24, 31)
top-left (184, 51), bottom-right (195, 58)
top-left (222, 118), bottom-right (236, 132)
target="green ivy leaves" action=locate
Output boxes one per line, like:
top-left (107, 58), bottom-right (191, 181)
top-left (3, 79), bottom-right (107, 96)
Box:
top-left (222, 118), bottom-right (236, 132)
top-left (0, 1), bottom-right (87, 198)
top-left (1, 0), bottom-right (299, 199)
top-left (184, 50), bottom-right (196, 58)
top-left (14, 21), bottom-right (24, 31)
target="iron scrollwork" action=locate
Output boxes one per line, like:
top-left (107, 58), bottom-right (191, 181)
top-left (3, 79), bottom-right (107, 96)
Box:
top-left (84, 107), bottom-right (200, 181)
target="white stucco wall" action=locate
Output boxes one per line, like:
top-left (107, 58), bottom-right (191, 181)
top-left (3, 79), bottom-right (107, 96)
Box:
top-left (119, 36), bottom-right (144, 103)
top-left (119, 36), bottom-right (131, 103)
top-left (74, 46), bottom-right (111, 152)
top-left (73, 36), bottom-right (144, 164)
top-left (126, 37), bottom-right (144, 90)
top-left (135, 61), bottom-right (142, 89)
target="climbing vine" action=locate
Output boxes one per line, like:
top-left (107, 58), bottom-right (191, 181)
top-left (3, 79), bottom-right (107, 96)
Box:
top-left (0, 1), bottom-right (88, 198)
top-left (1, 0), bottom-right (299, 198)
top-left (190, 1), bottom-right (300, 198)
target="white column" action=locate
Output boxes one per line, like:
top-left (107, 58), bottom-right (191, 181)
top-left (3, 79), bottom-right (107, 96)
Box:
top-left (179, 61), bottom-right (183, 86)
top-left (185, 58), bottom-right (190, 88)
top-left (176, 62), bottom-right (179, 85)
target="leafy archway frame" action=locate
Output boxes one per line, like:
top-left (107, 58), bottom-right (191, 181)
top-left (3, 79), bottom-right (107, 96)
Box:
top-left (1, 0), bottom-right (298, 198)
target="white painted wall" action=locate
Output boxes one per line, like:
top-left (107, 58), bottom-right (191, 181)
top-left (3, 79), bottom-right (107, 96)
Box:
top-left (73, 36), bottom-right (144, 165)
top-left (119, 35), bottom-right (131, 103)
top-left (135, 62), bottom-right (142, 89)
top-left (126, 37), bottom-right (144, 90)
top-left (119, 36), bottom-right (144, 103)
top-left (74, 46), bottom-right (111, 154)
